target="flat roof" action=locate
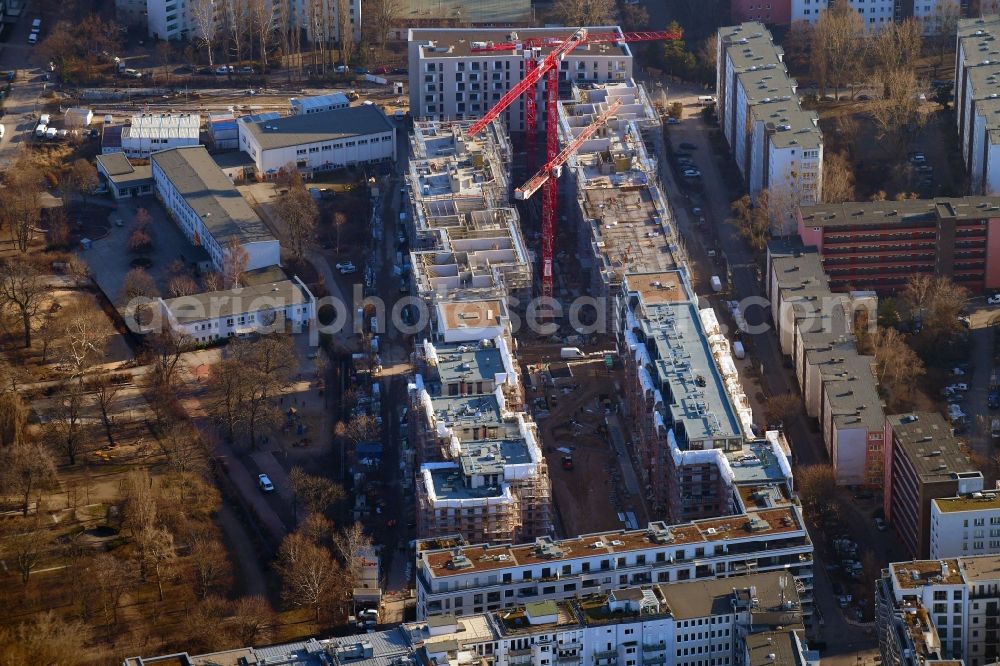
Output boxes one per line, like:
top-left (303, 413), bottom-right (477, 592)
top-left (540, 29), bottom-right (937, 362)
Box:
top-left (459, 439), bottom-right (532, 475)
top-left (430, 342), bottom-right (504, 385)
top-left (420, 507), bottom-right (807, 578)
top-left (644, 301), bottom-right (743, 444)
top-left (126, 112), bottom-right (200, 139)
top-left (728, 442), bottom-right (792, 485)
top-left (212, 151), bottom-right (256, 170)
top-left (822, 355), bottom-right (884, 431)
top-left (719, 22), bottom-right (784, 71)
top-left (161, 280), bottom-right (308, 324)
top-left (242, 105), bottom-right (394, 152)
top-left (959, 554), bottom-right (1000, 581)
top-left (95, 152), bottom-right (153, 184)
top-left (767, 243), bottom-right (830, 295)
top-left (151, 146), bottom-right (275, 246)
top-left (426, 465), bottom-right (509, 500)
top-left (622, 271), bottom-right (688, 306)
top-left (744, 630), bottom-right (806, 666)
top-left (437, 299), bottom-right (507, 332)
top-left (290, 92), bottom-right (350, 111)
top-left (409, 26), bottom-right (629, 58)
top-left (888, 412), bottom-right (977, 483)
top-left (959, 16), bottom-right (1000, 69)
top-left (933, 492), bottom-right (1000, 514)
top-left (799, 196), bottom-right (1000, 228)
top-left (658, 569), bottom-right (801, 621)
top-left (890, 559), bottom-right (964, 589)
top-left (429, 394), bottom-right (503, 427)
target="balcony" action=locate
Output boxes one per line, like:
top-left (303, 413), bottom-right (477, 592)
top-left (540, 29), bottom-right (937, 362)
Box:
top-left (642, 644), bottom-right (666, 653)
top-left (642, 656), bottom-right (666, 666)
top-left (594, 650), bottom-right (618, 662)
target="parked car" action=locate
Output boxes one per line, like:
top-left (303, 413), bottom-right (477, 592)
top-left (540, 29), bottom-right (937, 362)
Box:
top-left (875, 517), bottom-right (888, 532)
top-left (391, 67), bottom-right (408, 74)
top-left (372, 66), bottom-right (390, 74)
top-left (989, 293), bottom-right (1000, 305)
top-left (666, 117), bottom-right (680, 124)
top-left (916, 164), bottom-right (934, 174)
top-left (198, 66), bottom-right (214, 75)
top-left (215, 65), bottom-right (233, 75)
top-left (947, 383), bottom-right (969, 392)
top-left (354, 66), bottom-right (369, 75)
top-left (239, 66), bottom-right (255, 74)
top-left (679, 142), bottom-right (698, 150)
top-left (336, 261), bottom-right (357, 274)
top-left (258, 473), bottom-right (274, 492)
top-left (909, 152), bottom-right (926, 164)
top-left (39, 113), bottom-right (50, 125)
top-left (989, 390), bottom-right (1000, 410)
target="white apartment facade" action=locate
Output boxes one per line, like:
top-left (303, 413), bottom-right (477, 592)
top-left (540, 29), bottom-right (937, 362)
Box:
top-left (414, 509), bottom-right (814, 621)
top-left (157, 277), bottom-right (316, 342)
top-left (717, 23), bottom-right (823, 234)
top-left (143, 0), bottom-right (361, 43)
top-left (956, 17), bottom-right (1000, 195)
top-left (239, 105), bottom-right (396, 177)
top-left (407, 27), bottom-right (633, 129)
top-left (151, 146), bottom-right (280, 272)
top-left (876, 556), bottom-right (1000, 666)
top-left (117, 113), bottom-right (200, 159)
top-left (930, 492), bottom-right (1000, 559)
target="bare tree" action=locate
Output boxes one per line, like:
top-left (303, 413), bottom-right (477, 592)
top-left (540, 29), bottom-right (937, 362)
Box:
top-left (191, 0), bottom-right (219, 66)
top-left (140, 526), bottom-right (177, 601)
top-left (289, 467), bottom-right (345, 516)
top-left (3, 517), bottom-right (48, 584)
top-left (168, 274), bottom-right (200, 297)
top-left (866, 67), bottom-right (926, 158)
top-left (0, 390), bottom-right (29, 448)
top-left (0, 259), bottom-right (45, 347)
top-left (47, 383), bottom-right (85, 464)
top-left (60, 158), bottom-right (100, 207)
top-left (183, 596), bottom-right (234, 654)
top-left (333, 522), bottom-right (373, 591)
top-left (822, 151), bottom-right (856, 203)
top-left (1, 440), bottom-right (57, 516)
top-left (764, 393), bottom-right (800, 428)
top-left (121, 267), bottom-right (160, 326)
top-left (223, 0), bottom-right (250, 63)
top-left (336, 0), bottom-right (355, 63)
top-left (868, 18), bottom-right (922, 80)
top-left (0, 155), bottom-right (43, 253)
top-left (730, 192), bottom-right (771, 253)
top-left (190, 533), bottom-right (231, 599)
top-left (870, 326), bottom-right (925, 404)
top-left (811, 3), bottom-right (864, 97)
top-left (147, 329), bottom-right (191, 388)
top-left (223, 237), bottom-right (250, 288)
top-left (229, 595), bottom-right (276, 645)
top-left (0, 611), bottom-right (87, 665)
top-left (120, 469), bottom-right (158, 544)
top-left (549, 0), bottom-right (616, 25)
top-left (783, 21), bottom-right (814, 73)
top-left (794, 464), bottom-right (838, 511)
top-left (249, 0), bottom-right (277, 70)
top-left (55, 299), bottom-right (112, 379)
top-left (277, 531), bottom-right (343, 620)
top-left (363, 0), bottom-right (403, 58)
top-left (207, 357), bottom-right (247, 441)
top-left (89, 553), bottom-right (137, 628)
top-left (92, 373), bottom-right (123, 447)
top-left (274, 183), bottom-right (319, 258)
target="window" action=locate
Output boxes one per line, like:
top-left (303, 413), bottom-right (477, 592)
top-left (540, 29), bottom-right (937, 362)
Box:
top-left (296, 149), bottom-right (307, 155)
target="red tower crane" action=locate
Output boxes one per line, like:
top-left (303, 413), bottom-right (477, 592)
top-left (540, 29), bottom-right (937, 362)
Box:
top-left (465, 27), bottom-right (682, 298)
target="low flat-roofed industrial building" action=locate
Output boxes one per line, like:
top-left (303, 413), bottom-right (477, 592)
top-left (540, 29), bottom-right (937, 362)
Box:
top-left (151, 146), bottom-right (280, 272)
top-left (95, 152), bottom-right (153, 200)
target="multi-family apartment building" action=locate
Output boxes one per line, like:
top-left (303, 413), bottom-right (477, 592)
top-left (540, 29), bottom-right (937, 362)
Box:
top-left (885, 412), bottom-right (984, 559)
top-left (414, 509), bottom-right (814, 622)
top-left (404, 118), bottom-right (532, 319)
top-left (796, 197), bottom-right (1000, 293)
top-left (410, 337), bottom-right (551, 545)
top-left (406, 27), bottom-right (634, 128)
top-left (716, 23), bottom-right (823, 235)
top-left (558, 80), bottom-right (680, 325)
top-left (876, 555), bottom-right (1000, 665)
top-left (151, 146), bottom-right (280, 272)
top-left (765, 241), bottom-right (884, 486)
top-left (126, 571), bottom-right (818, 666)
top-left (616, 270), bottom-right (794, 522)
top-left (142, 0), bottom-right (361, 44)
top-left (931, 490), bottom-right (1000, 559)
top-left (956, 16), bottom-right (1000, 195)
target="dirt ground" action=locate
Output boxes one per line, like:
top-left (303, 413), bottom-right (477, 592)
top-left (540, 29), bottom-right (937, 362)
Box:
top-left (525, 358), bottom-right (646, 537)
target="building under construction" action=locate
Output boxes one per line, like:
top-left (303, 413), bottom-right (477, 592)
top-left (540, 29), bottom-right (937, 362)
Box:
top-left (616, 269), bottom-right (793, 524)
top-left (410, 338), bottom-right (551, 544)
top-left (405, 118), bottom-right (532, 333)
top-left (558, 80), bottom-right (680, 322)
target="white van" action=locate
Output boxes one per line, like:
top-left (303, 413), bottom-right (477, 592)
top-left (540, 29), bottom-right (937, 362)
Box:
top-left (31, 19), bottom-right (41, 33)
top-left (27, 33), bottom-right (38, 45)
top-left (560, 347), bottom-right (584, 359)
